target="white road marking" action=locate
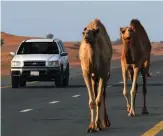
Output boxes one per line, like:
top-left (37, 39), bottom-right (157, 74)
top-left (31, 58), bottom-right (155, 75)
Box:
top-left (72, 95), bottom-right (81, 98)
top-left (111, 66), bottom-right (121, 69)
top-left (70, 74), bottom-right (81, 77)
top-left (20, 109), bottom-right (33, 112)
top-left (107, 81), bottom-right (122, 88)
top-left (49, 101), bottom-right (60, 104)
top-left (156, 71), bottom-right (160, 74)
top-left (107, 85), bottom-right (113, 88)
top-left (118, 81), bottom-right (124, 84)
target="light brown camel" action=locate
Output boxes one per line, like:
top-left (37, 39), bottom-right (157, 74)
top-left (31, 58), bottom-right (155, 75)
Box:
top-left (130, 19), bottom-right (152, 77)
top-left (79, 18), bottom-right (112, 132)
top-left (120, 26), bottom-right (151, 116)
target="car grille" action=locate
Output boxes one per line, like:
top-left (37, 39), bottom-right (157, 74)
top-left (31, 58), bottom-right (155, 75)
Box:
top-left (24, 61), bottom-right (46, 67)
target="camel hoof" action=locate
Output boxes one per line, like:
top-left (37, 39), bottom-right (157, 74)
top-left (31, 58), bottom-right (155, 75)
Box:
top-left (95, 120), bottom-right (103, 131)
top-left (86, 128), bottom-right (96, 133)
top-left (141, 109), bottom-right (149, 115)
top-left (86, 122), bottom-right (96, 133)
top-left (128, 108), bottom-right (136, 117)
top-left (102, 120), bottom-right (111, 128)
top-left (95, 126), bottom-right (103, 131)
top-left (128, 112), bottom-right (136, 117)
top-left (102, 115), bottom-right (111, 128)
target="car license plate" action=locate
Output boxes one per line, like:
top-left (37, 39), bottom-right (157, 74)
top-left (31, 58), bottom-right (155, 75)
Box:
top-left (30, 71), bottom-right (39, 76)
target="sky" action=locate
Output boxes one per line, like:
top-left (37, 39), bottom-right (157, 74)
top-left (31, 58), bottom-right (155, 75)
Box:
top-left (1, 1), bottom-right (163, 42)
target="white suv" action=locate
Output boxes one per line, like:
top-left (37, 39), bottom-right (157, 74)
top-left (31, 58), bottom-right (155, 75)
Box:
top-left (10, 39), bottom-right (69, 88)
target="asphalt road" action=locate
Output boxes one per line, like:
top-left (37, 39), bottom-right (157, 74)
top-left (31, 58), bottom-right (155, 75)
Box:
top-left (1, 56), bottom-right (163, 136)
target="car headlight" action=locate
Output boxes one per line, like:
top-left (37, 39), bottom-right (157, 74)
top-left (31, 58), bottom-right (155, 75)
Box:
top-left (11, 61), bottom-right (22, 67)
top-left (48, 60), bottom-right (60, 67)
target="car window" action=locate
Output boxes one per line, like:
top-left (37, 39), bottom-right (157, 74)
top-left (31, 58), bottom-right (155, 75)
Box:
top-left (58, 42), bottom-right (66, 53)
top-left (17, 42), bottom-right (59, 54)
top-left (60, 41), bottom-right (65, 52)
top-left (58, 42), bottom-right (64, 53)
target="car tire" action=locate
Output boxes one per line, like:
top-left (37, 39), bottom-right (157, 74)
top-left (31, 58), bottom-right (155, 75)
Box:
top-left (20, 76), bottom-right (26, 87)
top-left (11, 75), bottom-right (19, 88)
top-left (55, 66), bottom-right (64, 87)
top-left (63, 64), bottom-right (69, 87)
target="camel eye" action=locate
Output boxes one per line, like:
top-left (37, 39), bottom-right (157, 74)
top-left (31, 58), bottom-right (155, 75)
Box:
top-left (122, 30), bottom-right (125, 34)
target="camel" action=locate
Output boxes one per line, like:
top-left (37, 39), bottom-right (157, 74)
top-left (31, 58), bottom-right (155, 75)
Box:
top-left (79, 18), bottom-right (112, 132)
top-left (130, 19), bottom-right (152, 77)
top-left (120, 25), bottom-right (151, 117)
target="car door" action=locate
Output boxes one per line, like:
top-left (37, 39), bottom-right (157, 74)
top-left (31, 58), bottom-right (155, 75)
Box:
top-left (58, 42), bottom-right (66, 70)
top-left (60, 41), bottom-right (68, 65)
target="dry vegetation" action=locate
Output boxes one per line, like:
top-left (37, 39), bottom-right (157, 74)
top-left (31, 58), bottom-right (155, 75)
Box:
top-left (1, 32), bottom-right (163, 76)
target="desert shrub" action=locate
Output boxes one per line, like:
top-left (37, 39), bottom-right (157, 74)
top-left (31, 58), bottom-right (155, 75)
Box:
top-left (1, 38), bottom-right (4, 46)
top-left (46, 33), bottom-right (54, 39)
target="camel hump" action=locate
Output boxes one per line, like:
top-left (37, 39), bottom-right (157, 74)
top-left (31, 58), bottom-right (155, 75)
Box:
top-left (130, 18), bottom-right (152, 50)
top-left (94, 18), bottom-right (101, 23)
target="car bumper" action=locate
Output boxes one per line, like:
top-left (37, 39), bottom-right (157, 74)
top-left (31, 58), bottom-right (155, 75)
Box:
top-left (11, 67), bottom-right (61, 81)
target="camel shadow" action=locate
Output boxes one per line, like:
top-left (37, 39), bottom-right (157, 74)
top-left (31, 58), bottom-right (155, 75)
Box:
top-left (113, 83), bottom-right (163, 88)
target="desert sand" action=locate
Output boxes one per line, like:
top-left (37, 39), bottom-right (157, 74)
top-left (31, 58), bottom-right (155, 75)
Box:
top-left (1, 32), bottom-right (163, 76)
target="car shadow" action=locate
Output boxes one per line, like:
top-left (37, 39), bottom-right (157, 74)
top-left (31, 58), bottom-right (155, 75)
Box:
top-left (24, 84), bottom-right (86, 89)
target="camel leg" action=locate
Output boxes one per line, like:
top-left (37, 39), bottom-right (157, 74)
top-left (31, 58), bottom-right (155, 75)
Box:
top-left (107, 61), bottom-right (111, 82)
top-left (102, 86), bottom-right (111, 128)
top-left (144, 54), bottom-right (151, 77)
top-left (87, 78), bottom-right (97, 122)
top-left (91, 76), bottom-right (98, 99)
top-left (141, 69), bottom-right (149, 114)
top-left (133, 84), bottom-right (138, 110)
top-left (95, 78), bottom-right (104, 131)
top-left (83, 71), bottom-right (96, 133)
top-left (129, 69), bottom-right (138, 111)
top-left (122, 65), bottom-right (130, 113)
top-left (102, 65), bottom-right (111, 128)
top-left (128, 67), bottom-right (139, 117)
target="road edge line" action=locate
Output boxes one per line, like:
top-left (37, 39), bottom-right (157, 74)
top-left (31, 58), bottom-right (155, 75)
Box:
top-left (141, 121), bottom-right (163, 136)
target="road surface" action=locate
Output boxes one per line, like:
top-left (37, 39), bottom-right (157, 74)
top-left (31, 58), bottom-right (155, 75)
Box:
top-left (1, 56), bottom-right (163, 136)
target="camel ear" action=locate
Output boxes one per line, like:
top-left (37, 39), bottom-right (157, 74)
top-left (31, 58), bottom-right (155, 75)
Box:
top-left (82, 27), bottom-right (87, 35)
top-left (84, 27), bottom-right (87, 31)
top-left (120, 27), bottom-right (123, 32)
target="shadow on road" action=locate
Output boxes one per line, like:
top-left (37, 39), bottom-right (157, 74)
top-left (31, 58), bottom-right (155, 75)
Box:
top-left (22, 83), bottom-right (163, 89)
top-left (113, 83), bottom-right (163, 87)
top-left (24, 84), bottom-right (86, 89)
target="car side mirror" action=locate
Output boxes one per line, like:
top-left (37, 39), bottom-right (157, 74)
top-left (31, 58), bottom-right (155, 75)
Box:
top-left (61, 52), bottom-right (68, 56)
top-left (10, 52), bottom-right (15, 57)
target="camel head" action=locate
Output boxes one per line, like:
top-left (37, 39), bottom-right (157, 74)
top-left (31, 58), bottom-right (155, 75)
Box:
top-left (120, 26), bottom-right (134, 44)
top-left (130, 19), bottom-right (141, 32)
top-left (82, 27), bottom-right (99, 45)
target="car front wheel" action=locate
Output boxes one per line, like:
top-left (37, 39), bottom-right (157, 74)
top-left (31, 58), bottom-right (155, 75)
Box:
top-left (11, 75), bottom-right (19, 88)
top-left (63, 65), bottom-right (69, 87)
top-left (19, 76), bottom-right (26, 87)
top-left (55, 66), bottom-right (64, 87)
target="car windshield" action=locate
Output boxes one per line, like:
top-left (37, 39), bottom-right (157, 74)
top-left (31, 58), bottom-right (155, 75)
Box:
top-left (17, 42), bottom-right (59, 54)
